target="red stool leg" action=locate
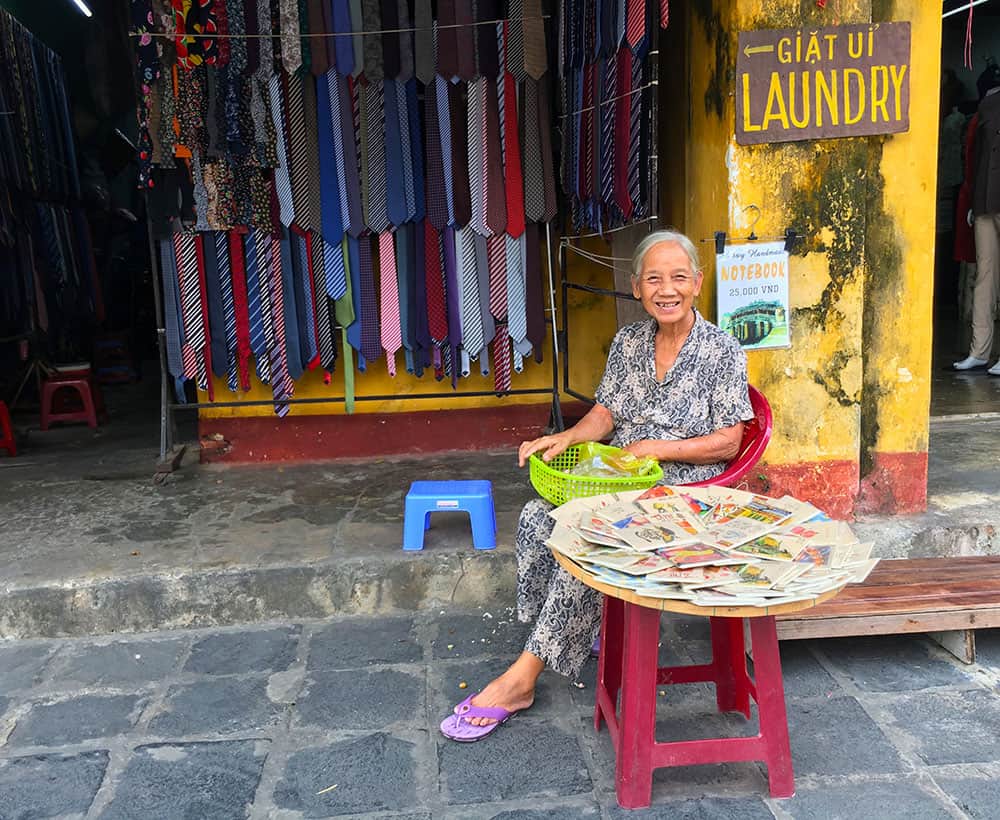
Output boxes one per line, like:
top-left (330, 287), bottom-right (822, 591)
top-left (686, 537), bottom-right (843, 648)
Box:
top-left (748, 616), bottom-right (795, 798)
top-left (39, 381), bottom-right (54, 431)
top-left (77, 381), bottom-right (98, 428)
top-left (709, 617), bottom-right (750, 717)
top-left (595, 595), bottom-right (625, 731)
top-left (615, 602), bottom-right (660, 810)
top-left (0, 401), bottom-right (15, 456)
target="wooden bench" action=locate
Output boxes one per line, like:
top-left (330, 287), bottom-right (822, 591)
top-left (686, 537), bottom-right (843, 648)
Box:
top-left (774, 556), bottom-right (1000, 664)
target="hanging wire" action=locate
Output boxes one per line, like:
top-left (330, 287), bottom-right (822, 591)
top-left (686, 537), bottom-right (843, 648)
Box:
top-left (128, 15), bottom-right (550, 40)
top-left (557, 80), bottom-right (658, 120)
top-left (561, 215), bottom-right (659, 242)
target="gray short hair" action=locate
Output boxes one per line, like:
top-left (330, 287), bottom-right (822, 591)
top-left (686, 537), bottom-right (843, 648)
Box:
top-left (631, 229), bottom-right (701, 279)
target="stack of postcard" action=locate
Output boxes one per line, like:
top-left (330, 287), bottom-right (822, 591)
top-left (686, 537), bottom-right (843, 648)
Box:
top-left (545, 485), bottom-right (877, 607)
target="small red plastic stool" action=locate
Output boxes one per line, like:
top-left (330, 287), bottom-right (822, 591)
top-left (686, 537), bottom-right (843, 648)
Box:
top-left (40, 367), bottom-right (105, 431)
top-left (595, 596), bottom-right (795, 809)
top-left (0, 400), bottom-right (15, 456)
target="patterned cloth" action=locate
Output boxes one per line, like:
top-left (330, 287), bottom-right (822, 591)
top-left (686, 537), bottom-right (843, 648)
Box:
top-left (517, 497), bottom-right (602, 679)
top-left (515, 310), bottom-right (753, 678)
top-left (594, 310), bottom-right (754, 484)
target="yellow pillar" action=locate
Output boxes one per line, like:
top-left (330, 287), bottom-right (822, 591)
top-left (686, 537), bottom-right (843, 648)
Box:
top-left (681, 0), bottom-right (939, 516)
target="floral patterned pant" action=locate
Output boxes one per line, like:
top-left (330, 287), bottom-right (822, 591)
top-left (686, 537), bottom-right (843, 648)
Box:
top-left (517, 499), bottom-right (603, 678)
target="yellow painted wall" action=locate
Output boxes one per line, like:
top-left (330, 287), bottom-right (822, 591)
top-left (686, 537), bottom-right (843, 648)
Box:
top-left (199, 234), bottom-right (619, 418)
top-left (682, 0), bottom-right (938, 480)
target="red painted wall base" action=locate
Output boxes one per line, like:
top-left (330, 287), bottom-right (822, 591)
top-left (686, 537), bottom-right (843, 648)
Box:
top-left (197, 402), bottom-right (589, 463)
top-left (746, 460), bottom-right (860, 520)
top-left (855, 451), bottom-right (929, 515)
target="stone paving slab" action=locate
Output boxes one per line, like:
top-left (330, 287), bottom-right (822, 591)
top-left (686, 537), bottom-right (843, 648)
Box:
top-left (0, 612), bottom-right (998, 818)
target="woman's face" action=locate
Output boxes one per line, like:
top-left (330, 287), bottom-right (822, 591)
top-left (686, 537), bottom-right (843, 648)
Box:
top-left (632, 241), bottom-right (703, 326)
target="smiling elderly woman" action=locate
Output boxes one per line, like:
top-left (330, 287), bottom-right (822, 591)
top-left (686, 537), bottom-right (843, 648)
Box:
top-left (439, 229), bottom-right (755, 742)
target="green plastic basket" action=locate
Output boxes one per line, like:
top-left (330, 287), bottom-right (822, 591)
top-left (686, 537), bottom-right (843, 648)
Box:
top-left (529, 444), bottom-right (663, 506)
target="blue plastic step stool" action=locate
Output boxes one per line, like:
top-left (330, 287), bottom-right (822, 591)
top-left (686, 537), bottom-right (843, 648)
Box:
top-left (403, 480), bottom-right (496, 551)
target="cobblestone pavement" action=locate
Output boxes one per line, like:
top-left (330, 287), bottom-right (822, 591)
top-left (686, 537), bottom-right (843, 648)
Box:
top-left (1, 611), bottom-right (999, 819)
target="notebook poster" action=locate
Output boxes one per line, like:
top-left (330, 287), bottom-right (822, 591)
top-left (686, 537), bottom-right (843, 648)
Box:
top-left (736, 22), bottom-right (910, 144)
top-left (716, 241), bottom-right (790, 350)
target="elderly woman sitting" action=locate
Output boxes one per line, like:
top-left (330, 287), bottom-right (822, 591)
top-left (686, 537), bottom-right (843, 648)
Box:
top-left (440, 229), bottom-right (754, 741)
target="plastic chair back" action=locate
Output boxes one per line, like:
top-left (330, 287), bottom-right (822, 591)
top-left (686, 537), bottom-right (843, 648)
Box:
top-left (682, 385), bottom-right (773, 488)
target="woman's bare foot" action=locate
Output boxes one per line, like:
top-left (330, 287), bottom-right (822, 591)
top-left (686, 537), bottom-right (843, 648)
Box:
top-left (464, 651), bottom-right (544, 726)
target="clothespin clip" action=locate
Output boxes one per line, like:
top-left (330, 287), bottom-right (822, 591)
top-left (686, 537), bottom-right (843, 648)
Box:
top-left (784, 228), bottom-right (799, 253)
top-left (714, 231), bottom-right (727, 255)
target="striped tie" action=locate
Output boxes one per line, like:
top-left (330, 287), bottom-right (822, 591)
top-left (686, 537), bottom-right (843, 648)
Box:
top-left (175, 233), bottom-right (202, 382)
top-left (614, 48), bottom-right (633, 217)
top-left (424, 76), bottom-right (449, 230)
top-left (310, 232), bottom-right (337, 372)
top-left (267, 233), bottom-right (294, 417)
top-left (626, 0), bottom-right (645, 49)
top-left (191, 235), bottom-right (213, 395)
top-left (627, 51), bottom-right (642, 219)
top-left (506, 233), bottom-right (531, 365)
top-left (507, 0), bottom-right (526, 81)
top-left (214, 232), bottom-right (240, 392)
top-left (363, 82), bottom-right (389, 233)
top-left (487, 235), bottom-right (508, 320)
top-left (601, 55), bottom-right (616, 209)
top-left (286, 73), bottom-right (315, 231)
top-left (269, 75), bottom-right (295, 227)
top-left (660, 0), bottom-right (669, 29)
top-left (468, 78), bottom-right (487, 236)
top-left (244, 231), bottom-right (271, 384)
top-left (378, 231), bottom-right (403, 375)
top-left (493, 324), bottom-right (512, 392)
top-left (384, 80), bottom-right (407, 228)
top-left (456, 225), bottom-right (484, 373)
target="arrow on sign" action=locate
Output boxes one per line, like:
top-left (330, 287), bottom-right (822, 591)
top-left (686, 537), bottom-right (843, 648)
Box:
top-left (743, 44), bottom-right (775, 57)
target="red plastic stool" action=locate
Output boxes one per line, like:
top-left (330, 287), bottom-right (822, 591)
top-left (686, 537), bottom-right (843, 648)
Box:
top-left (40, 369), bottom-right (104, 430)
top-left (594, 596), bottom-right (794, 809)
top-left (0, 400), bottom-right (15, 456)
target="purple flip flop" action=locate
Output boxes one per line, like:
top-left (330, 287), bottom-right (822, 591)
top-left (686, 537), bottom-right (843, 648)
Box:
top-left (439, 694), bottom-right (518, 742)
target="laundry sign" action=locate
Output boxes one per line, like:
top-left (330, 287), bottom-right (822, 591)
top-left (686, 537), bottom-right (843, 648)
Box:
top-left (736, 22), bottom-right (910, 144)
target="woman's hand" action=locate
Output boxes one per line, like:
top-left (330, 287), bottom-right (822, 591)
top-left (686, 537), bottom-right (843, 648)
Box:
top-left (518, 431), bottom-right (576, 467)
top-left (623, 440), bottom-right (663, 460)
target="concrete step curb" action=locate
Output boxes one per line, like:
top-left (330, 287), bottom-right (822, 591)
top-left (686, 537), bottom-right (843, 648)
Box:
top-left (0, 550), bottom-right (518, 640)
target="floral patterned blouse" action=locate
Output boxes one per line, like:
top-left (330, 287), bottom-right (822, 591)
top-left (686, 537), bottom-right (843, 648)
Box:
top-left (594, 309), bottom-right (754, 484)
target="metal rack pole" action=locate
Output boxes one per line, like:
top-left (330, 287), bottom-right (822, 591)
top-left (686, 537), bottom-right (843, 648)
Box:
top-left (143, 208), bottom-right (171, 460)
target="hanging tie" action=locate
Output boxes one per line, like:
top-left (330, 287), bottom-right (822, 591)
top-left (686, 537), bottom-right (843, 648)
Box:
top-left (493, 325), bottom-right (512, 392)
top-left (398, 81), bottom-right (417, 222)
top-left (379, 231), bottom-right (403, 375)
top-left (614, 48), bottom-right (633, 218)
top-left (449, 81), bottom-right (472, 228)
top-left (507, 0), bottom-right (526, 81)
top-left (362, 81), bottom-right (390, 233)
top-left (245, 230), bottom-right (271, 384)
top-left (456, 225), bottom-right (485, 375)
top-left (285, 73), bottom-right (315, 231)
top-left (427, 76), bottom-right (454, 229)
top-left (538, 78), bottom-right (558, 223)
top-left (279, 0), bottom-right (303, 74)
top-left (442, 226), bottom-right (463, 386)
top-left (627, 49), bottom-right (642, 219)
top-left (349, 0), bottom-right (364, 77)
top-left (357, 235), bottom-right (382, 365)
top-left (380, 0), bottom-right (401, 80)
top-left (660, 0), bottom-right (669, 28)
top-left (159, 239), bottom-right (185, 380)
top-left (332, 0), bottom-right (354, 76)
top-left (384, 80), bottom-right (408, 228)
top-left (475, 232), bottom-right (496, 366)
top-left (523, 222), bottom-right (545, 363)
top-left (396, 0), bottom-right (415, 81)
top-left (192, 236), bottom-right (215, 396)
top-left (228, 232), bottom-right (253, 391)
top-left (175, 233), bottom-right (202, 382)
top-left (424, 221), bottom-right (450, 350)
top-left (362, 1), bottom-right (385, 82)
top-left (615, 0), bottom-right (627, 48)
top-left (484, 81), bottom-right (507, 235)
top-left (268, 75), bottom-right (295, 227)
top-left (267, 234), bottom-right (294, 416)
top-left (310, 232), bottom-right (337, 372)
top-left (500, 45), bottom-right (526, 238)
top-left (476, 0), bottom-right (500, 80)
top-left (626, 0), bottom-right (645, 50)
top-left (345, 235), bottom-right (364, 357)
top-left (291, 231), bottom-right (319, 371)
top-left (214, 232), bottom-right (240, 391)
top-left (468, 78), bottom-right (488, 236)
top-left (316, 73), bottom-right (347, 296)
top-left (521, 78), bottom-right (545, 222)
top-left (414, 0), bottom-right (436, 84)
top-left (406, 80), bottom-right (425, 222)
top-left (600, 55), bottom-right (617, 211)
top-left (505, 233), bottom-right (531, 365)
top-left (522, 0), bottom-right (547, 79)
